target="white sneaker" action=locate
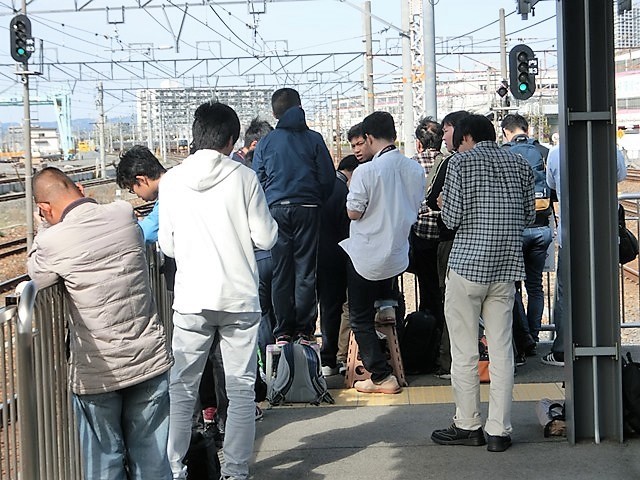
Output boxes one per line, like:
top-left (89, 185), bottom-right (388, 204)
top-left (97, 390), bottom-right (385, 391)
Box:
top-left (321, 365), bottom-right (339, 376)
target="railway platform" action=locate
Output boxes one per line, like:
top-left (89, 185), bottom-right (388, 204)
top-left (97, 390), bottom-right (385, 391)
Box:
top-left (250, 342), bottom-right (640, 480)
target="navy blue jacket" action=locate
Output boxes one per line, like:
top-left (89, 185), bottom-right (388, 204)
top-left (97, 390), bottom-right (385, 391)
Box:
top-left (253, 106), bottom-right (335, 207)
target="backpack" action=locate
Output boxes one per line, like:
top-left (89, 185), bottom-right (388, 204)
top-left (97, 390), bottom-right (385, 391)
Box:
top-left (267, 342), bottom-right (334, 406)
top-left (400, 311), bottom-right (440, 374)
top-left (535, 398), bottom-right (566, 437)
top-left (621, 352), bottom-right (640, 435)
top-left (183, 428), bottom-right (221, 480)
top-left (618, 204), bottom-right (639, 265)
top-left (478, 335), bottom-right (490, 383)
top-left (504, 137), bottom-right (551, 215)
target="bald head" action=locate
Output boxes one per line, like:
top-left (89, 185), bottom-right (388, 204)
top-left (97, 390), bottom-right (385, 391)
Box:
top-left (33, 167), bottom-right (83, 225)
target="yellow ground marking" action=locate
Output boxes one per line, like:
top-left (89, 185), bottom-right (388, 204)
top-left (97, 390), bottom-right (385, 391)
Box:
top-left (266, 383), bottom-right (565, 409)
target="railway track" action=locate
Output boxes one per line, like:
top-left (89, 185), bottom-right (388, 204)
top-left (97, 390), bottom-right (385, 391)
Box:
top-left (0, 238), bottom-right (27, 259)
top-left (627, 168), bottom-right (640, 182)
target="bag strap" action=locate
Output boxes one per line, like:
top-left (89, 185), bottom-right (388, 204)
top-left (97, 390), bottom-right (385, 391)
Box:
top-left (300, 344), bottom-right (334, 405)
top-left (271, 343), bottom-right (296, 405)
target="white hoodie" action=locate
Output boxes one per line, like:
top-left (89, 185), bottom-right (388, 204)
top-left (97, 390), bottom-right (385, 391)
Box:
top-left (158, 149), bottom-right (277, 314)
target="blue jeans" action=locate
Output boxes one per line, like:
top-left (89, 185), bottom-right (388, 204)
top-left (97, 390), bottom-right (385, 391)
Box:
top-left (522, 226), bottom-right (553, 341)
top-left (73, 372), bottom-right (171, 480)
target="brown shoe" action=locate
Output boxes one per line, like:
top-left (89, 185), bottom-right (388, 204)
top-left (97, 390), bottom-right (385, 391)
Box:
top-left (374, 306), bottom-right (396, 325)
top-left (354, 374), bottom-right (401, 394)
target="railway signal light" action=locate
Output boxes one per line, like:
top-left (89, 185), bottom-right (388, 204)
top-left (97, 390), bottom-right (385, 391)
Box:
top-left (9, 14), bottom-right (33, 63)
top-left (509, 44), bottom-right (537, 101)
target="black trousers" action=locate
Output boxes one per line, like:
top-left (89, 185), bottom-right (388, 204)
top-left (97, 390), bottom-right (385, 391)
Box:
top-left (317, 252), bottom-right (348, 367)
top-left (270, 205), bottom-right (320, 338)
top-left (346, 259), bottom-right (394, 382)
top-left (411, 232), bottom-right (444, 330)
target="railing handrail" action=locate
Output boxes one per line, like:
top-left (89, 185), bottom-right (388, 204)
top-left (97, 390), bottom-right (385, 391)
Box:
top-left (16, 280), bottom-right (39, 480)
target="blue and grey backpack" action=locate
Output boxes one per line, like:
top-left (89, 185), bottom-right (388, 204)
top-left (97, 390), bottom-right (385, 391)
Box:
top-left (504, 136), bottom-right (552, 217)
top-left (267, 342), bottom-right (334, 406)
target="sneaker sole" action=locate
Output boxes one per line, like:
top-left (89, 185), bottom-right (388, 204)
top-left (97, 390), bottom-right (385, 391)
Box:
top-left (355, 385), bottom-right (402, 394)
top-left (541, 360), bottom-right (564, 367)
top-left (430, 434), bottom-right (487, 446)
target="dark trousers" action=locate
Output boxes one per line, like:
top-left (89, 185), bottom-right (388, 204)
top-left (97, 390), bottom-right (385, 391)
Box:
top-left (317, 253), bottom-right (348, 368)
top-left (412, 232), bottom-right (444, 329)
top-left (257, 255), bottom-right (276, 363)
top-left (346, 259), bottom-right (394, 382)
top-left (270, 205), bottom-right (320, 338)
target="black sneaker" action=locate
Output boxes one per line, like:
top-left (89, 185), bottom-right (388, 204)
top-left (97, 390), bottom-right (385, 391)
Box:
top-left (431, 424), bottom-right (486, 446)
top-left (515, 353), bottom-right (526, 367)
top-left (487, 434), bottom-right (512, 452)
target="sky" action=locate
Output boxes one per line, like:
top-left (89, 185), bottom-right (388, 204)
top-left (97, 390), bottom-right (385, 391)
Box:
top-left (0, 0), bottom-right (559, 124)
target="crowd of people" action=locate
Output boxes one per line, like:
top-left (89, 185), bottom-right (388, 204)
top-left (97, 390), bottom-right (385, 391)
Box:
top-left (27, 85), bottom-right (596, 478)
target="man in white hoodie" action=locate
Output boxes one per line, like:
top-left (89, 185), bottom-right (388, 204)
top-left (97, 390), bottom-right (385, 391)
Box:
top-left (159, 101), bottom-right (278, 480)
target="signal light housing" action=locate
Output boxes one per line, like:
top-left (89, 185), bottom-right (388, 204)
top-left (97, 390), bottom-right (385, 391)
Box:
top-left (509, 44), bottom-right (537, 100)
top-left (10, 14), bottom-right (33, 63)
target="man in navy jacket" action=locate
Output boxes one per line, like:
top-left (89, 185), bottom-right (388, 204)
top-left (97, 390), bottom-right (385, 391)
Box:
top-left (253, 88), bottom-right (335, 344)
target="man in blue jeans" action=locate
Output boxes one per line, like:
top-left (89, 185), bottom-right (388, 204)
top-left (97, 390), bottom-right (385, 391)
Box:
top-left (501, 114), bottom-right (553, 355)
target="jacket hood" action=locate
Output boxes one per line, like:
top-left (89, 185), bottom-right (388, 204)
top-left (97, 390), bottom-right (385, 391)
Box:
top-left (178, 149), bottom-right (241, 191)
top-left (276, 106), bottom-right (309, 131)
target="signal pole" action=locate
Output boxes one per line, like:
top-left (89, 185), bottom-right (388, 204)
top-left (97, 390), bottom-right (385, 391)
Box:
top-left (401, 0), bottom-right (415, 157)
top-left (97, 82), bottom-right (106, 178)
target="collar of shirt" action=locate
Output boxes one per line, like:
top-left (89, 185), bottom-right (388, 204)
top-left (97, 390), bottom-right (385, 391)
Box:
top-left (60, 197), bottom-right (98, 222)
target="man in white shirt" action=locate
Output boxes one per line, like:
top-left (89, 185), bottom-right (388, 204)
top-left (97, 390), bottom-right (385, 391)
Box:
top-left (340, 111), bottom-right (425, 394)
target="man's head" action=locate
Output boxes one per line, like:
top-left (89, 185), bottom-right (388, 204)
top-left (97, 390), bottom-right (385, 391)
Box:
top-left (191, 101), bottom-right (240, 155)
top-left (33, 167), bottom-right (84, 225)
top-left (362, 111), bottom-right (396, 143)
top-left (116, 145), bottom-right (166, 202)
top-left (452, 114), bottom-right (497, 152)
top-left (348, 122), bottom-right (371, 163)
top-left (500, 113), bottom-right (529, 142)
top-left (243, 117), bottom-right (273, 150)
top-left (415, 117), bottom-right (444, 152)
top-left (337, 154), bottom-right (359, 183)
top-left (440, 110), bottom-right (470, 153)
top-left (271, 88), bottom-right (301, 119)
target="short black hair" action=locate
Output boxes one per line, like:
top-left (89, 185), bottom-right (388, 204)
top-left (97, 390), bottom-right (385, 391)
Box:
top-left (500, 113), bottom-right (529, 133)
top-left (244, 118), bottom-right (273, 147)
top-left (116, 145), bottom-right (166, 190)
top-left (347, 123), bottom-right (364, 142)
top-left (452, 114), bottom-right (496, 150)
top-left (272, 88), bottom-right (301, 118)
top-left (362, 111), bottom-right (396, 142)
top-left (441, 110), bottom-right (470, 129)
top-left (415, 117), bottom-right (443, 150)
top-left (337, 154), bottom-right (359, 172)
top-left (191, 101), bottom-right (241, 152)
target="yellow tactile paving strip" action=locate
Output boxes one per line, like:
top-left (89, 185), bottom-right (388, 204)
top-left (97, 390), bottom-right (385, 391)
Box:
top-left (270, 383), bottom-right (565, 409)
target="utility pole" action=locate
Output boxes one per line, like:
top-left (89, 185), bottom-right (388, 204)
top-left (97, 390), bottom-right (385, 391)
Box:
top-left (401, 0), bottom-right (415, 157)
top-left (97, 82), bottom-right (106, 178)
top-left (499, 8), bottom-right (509, 119)
top-left (335, 91), bottom-right (342, 160)
top-left (363, 0), bottom-right (374, 115)
top-left (15, 0), bottom-right (35, 249)
top-left (423, 0), bottom-right (437, 118)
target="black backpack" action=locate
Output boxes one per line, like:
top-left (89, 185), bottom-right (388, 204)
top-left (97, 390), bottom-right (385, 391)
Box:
top-left (618, 205), bottom-right (639, 265)
top-left (183, 428), bottom-right (221, 480)
top-left (622, 352), bottom-right (640, 435)
top-left (400, 311), bottom-right (440, 374)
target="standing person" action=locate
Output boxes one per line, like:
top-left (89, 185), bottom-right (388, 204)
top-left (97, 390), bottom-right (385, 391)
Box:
top-left (426, 110), bottom-right (470, 380)
top-left (252, 88), bottom-right (335, 344)
top-left (501, 113), bottom-right (553, 353)
top-left (411, 117), bottom-right (445, 325)
top-left (318, 154), bottom-right (359, 376)
top-left (431, 114), bottom-right (535, 452)
top-left (159, 101), bottom-right (277, 480)
top-left (232, 117), bottom-right (274, 167)
top-left (28, 167), bottom-right (173, 479)
top-left (541, 142), bottom-right (627, 367)
top-left (116, 145), bottom-right (166, 243)
top-left (340, 111), bottom-right (425, 394)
